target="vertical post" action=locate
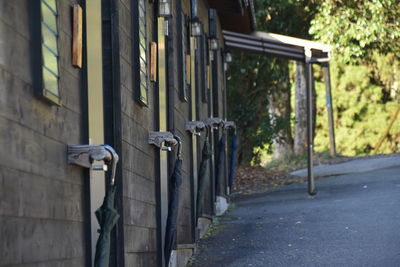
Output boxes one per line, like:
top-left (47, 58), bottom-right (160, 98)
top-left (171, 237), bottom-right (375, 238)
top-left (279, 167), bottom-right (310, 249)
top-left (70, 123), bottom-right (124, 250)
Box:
top-left (86, 0), bottom-right (106, 262)
top-left (190, 35), bottom-right (198, 240)
top-left (322, 63), bottom-right (336, 157)
top-left (157, 17), bottom-right (168, 267)
top-left (305, 49), bottom-right (316, 195)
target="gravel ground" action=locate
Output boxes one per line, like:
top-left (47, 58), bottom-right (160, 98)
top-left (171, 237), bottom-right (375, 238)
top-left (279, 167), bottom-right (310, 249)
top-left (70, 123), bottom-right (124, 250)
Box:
top-left (232, 153), bottom-right (400, 195)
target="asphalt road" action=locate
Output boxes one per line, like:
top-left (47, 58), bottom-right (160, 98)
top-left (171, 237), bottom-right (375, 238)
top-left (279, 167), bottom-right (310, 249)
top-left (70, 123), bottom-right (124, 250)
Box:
top-left (190, 166), bottom-right (400, 267)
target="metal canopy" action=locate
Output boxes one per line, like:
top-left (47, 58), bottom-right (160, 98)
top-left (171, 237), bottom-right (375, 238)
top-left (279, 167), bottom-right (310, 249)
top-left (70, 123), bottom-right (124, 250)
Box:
top-left (223, 30), bottom-right (332, 62)
top-left (223, 29), bottom-right (336, 196)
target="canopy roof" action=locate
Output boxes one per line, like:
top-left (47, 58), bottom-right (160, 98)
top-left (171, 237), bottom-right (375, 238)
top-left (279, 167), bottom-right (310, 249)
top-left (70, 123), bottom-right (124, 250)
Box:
top-left (210, 0), bottom-right (256, 34)
top-left (223, 30), bottom-right (332, 62)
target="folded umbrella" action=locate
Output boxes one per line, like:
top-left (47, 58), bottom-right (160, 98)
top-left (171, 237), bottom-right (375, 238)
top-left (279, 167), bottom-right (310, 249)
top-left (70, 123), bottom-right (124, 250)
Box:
top-left (228, 135), bottom-right (239, 189)
top-left (164, 136), bottom-right (183, 266)
top-left (94, 185), bottom-right (120, 267)
top-left (196, 136), bottom-right (212, 221)
top-left (215, 135), bottom-right (226, 196)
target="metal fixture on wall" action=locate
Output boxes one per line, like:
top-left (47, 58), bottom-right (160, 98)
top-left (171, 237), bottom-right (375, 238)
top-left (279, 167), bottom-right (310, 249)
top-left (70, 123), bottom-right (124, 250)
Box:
top-left (148, 131), bottom-right (179, 151)
top-left (67, 144), bottom-right (119, 185)
top-left (224, 52), bottom-right (232, 71)
top-left (190, 0), bottom-right (201, 37)
top-left (225, 52), bottom-right (232, 63)
top-left (223, 121), bottom-right (236, 133)
top-left (158, 0), bottom-right (172, 17)
top-left (205, 118), bottom-right (224, 129)
top-left (185, 121), bottom-right (206, 136)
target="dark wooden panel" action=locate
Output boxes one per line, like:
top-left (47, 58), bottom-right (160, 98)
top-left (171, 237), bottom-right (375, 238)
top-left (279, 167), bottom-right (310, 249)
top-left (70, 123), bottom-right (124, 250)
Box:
top-left (0, 217), bottom-right (85, 265)
top-left (123, 197), bottom-right (157, 228)
top-left (0, 20), bottom-right (32, 84)
top-left (124, 225), bottom-right (157, 253)
top-left (0, 69), bottom-right (82, 144)
top-left (123, 169), bottom-right (156, 205)
top-left (0, 167), bottom-right (84, 221)
top-left (124, 252), bottom-right (158, 267)
top-left (0, 0), bottom-right (30, 40)
top-left (0, 117), bottom-right (83, 184)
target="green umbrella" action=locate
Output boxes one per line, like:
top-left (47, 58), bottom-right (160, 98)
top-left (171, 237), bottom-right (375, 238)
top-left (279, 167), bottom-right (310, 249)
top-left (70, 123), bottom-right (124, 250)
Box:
top-left (164, 158), bottom-right (183, 265)
top-left (196, 135), bottom-right (212, 221)
top-left (215, 135), bottom-right (226, 196)
top-left (228, 135), bottom-right (239, 189)
top-left (94, 185), bottom-right (120, 267)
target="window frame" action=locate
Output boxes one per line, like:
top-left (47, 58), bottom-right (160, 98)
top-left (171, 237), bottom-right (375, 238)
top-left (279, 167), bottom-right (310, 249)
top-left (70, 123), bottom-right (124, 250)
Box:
top-left (40, 0), bottom-right (61, 105)
top-left (133, 0), bottom-right (149, 106)
top-left (178, 12), bottom-right (190, 102)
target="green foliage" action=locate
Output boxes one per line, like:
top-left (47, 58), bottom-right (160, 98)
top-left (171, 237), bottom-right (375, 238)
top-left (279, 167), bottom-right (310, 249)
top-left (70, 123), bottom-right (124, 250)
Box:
top-left (228, 0), bottom-right (400, 165)
top-left (313, 54), bottom-right (400, 156)
top-left (227, 0), bottom-right (317, 165)
top-left (227, 53), bottom-right (285, 164)
top-left (310, 0), bottom-right (400, 62)
top-left (310, 1), bottom-right (400, 155)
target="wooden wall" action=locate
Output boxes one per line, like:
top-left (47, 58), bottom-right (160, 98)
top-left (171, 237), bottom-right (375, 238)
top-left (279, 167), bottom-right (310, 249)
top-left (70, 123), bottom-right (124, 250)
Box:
top-left (0, 0), bottom-right (229, 266)
top-left (0, 0), bottom-right (86, 266)
top-left (117, 0), bottom-right (158, 266)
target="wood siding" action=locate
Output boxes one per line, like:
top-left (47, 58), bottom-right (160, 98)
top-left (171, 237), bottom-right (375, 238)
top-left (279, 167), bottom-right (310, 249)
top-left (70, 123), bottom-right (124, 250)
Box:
top-left (0, 0), bottom-right (229, 266)
top-left (0, 0), bottom-right (86, 266)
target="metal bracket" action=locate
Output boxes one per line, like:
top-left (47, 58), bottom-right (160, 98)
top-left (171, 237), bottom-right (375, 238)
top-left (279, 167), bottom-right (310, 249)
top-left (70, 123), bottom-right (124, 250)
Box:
top-left (205, 118), bottom-right (224, 129)
top-left (223, 121), bottom-right (236, 131)
top-left (148, 131), bottom-right (178, 151)
top-left (174, 135), bottom-right (183, 160)
top-left (67, 144), bottom-right (119, 186)
top-left (185, 121), bottom-right (206, 136)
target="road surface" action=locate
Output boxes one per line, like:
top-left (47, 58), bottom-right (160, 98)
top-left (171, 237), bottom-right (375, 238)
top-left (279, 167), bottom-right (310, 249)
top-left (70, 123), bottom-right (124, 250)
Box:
top-left (190, 165), bottom-right (400, 267)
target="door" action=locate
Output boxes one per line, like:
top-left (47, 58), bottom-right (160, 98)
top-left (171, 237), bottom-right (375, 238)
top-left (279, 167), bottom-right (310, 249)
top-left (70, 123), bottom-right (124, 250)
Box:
top-left (85, 1), bottom-right (106, 264)
top-left (84, 1), bottom-right (123, 265)
top-left (156, 16), bottom-right (169, 267)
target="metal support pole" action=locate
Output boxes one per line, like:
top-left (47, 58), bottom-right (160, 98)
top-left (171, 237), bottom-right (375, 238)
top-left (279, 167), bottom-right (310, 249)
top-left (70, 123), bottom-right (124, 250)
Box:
top-left (322, 63), bottom-right (336, 157)
top-left (305, 49), bottom-right (316, 195)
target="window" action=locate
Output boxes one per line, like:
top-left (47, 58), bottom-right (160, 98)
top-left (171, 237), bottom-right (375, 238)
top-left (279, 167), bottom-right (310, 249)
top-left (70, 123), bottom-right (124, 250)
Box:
top-left (199, 34), bottom-right (208, 103)
top-left (41, 0), bottom-right (61, 105)
top-left (179, 13), bottom-right (190, 102)
top-left (134, 0), bottom-right (149, 106)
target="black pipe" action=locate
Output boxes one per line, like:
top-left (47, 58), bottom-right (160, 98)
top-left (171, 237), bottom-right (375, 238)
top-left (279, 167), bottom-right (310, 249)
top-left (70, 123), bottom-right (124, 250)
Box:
top-left (305, 62), bottom-right (316, 195)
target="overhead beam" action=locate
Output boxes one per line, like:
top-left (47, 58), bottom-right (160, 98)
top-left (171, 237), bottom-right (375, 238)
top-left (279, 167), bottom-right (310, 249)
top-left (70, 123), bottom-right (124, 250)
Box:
top-left (223, 30), bottom-right (331, 62)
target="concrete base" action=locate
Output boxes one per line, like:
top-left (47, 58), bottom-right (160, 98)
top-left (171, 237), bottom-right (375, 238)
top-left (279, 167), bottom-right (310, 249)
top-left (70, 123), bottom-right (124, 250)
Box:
top-left (215, 196), bottom-right (228, 216)
top-left (197, 216), bottom-right (212, 238)
top-left (176, 244), bottom-right (196, 267)
top-left (167, 250), bottom-right (177, 267)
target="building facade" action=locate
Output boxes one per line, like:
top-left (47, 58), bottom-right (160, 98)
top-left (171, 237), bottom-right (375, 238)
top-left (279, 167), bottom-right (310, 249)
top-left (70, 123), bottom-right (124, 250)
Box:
top-left (0, 0), bottom-right (254, 266)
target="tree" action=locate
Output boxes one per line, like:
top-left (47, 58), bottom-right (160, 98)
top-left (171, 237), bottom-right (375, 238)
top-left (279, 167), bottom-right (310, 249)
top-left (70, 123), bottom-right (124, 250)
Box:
top-left (310, 0), bottom-right (400, 62)
top-left (227, 0), bottom-right (318, 164)
top-left (310, 0), bottom-right (400, 155)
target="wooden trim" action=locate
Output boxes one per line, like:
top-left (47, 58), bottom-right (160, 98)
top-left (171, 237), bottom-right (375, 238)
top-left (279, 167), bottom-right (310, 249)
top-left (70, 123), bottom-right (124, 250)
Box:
top-left (72, 4), bottom-right (83, 68)
top-left (185, 54), bottom-right (191, 84)
top-left (150, 42), bottom-right (157, 82)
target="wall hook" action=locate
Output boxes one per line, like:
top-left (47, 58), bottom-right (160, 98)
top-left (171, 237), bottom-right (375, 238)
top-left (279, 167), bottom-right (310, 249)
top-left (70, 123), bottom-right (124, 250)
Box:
top-left (67, 144), bottom-right (119, 186)
top-left (223, 121), bottom-right (237, 134)
top-left (205, 118), bottom-right (224, 129)
top-left (185, 121), bottom-right (206, 136)
top-left (148, 131), bottom-right (178, 151)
